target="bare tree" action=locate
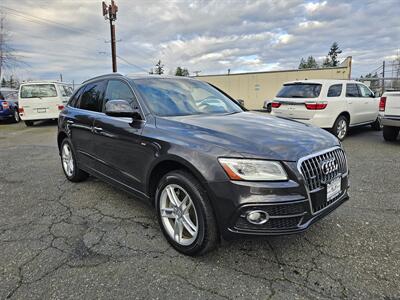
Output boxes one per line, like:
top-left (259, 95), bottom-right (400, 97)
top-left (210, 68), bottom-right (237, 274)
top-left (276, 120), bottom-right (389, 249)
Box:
top-left (0, 14), bottom-right (25, 83)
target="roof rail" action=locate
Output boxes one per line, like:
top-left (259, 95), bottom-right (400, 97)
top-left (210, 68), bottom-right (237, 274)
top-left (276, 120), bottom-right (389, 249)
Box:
top-left (81, 73), bottom-right (123, 84)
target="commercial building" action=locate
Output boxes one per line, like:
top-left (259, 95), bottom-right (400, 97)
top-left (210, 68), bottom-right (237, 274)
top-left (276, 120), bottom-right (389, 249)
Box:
top-left (198, 57), bottom-right (352, 109)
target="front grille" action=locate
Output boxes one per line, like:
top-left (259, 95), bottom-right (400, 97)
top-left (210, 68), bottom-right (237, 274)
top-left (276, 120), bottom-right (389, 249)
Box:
top-left (299, 148), bottom-right (347, 191)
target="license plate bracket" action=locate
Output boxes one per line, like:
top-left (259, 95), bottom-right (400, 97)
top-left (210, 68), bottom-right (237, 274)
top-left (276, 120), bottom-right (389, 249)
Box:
top-left (327, 177), bottom-right (341, 201)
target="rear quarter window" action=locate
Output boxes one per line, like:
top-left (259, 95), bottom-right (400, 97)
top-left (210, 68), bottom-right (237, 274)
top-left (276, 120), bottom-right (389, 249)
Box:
top-left (20, 84), bottom-right (57, 98)
top-left (277, 83), bottom-right (322, 98)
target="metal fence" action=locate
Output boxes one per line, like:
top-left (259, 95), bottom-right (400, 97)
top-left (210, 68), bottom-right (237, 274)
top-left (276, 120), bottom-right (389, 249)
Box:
top-left (356, 60), bottom-right (400, 96)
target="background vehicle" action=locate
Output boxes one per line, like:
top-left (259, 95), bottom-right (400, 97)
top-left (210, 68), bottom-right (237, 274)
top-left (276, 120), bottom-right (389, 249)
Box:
top-left (58, 74), bottom-right (349, 256)
top-left (271, 80), bottom-right (381, 140)
top-left (0, 88), bottom-right (20, 123)
top-left (263, 99), bottom-right (272, 112)
top-left (18, 81), bottom-right (73, 126)
top-left (380, 91), bottom-right (400, 141)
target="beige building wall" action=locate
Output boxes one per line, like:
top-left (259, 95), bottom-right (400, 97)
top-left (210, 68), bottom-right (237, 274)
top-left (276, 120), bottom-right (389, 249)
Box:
top-left (197, 57), bottom-right (352, 110)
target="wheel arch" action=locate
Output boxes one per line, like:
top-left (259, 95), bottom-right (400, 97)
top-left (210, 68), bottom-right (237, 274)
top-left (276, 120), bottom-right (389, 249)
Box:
top-left (57, 131), bottom-right (68, 153)
top-left (146, 156), bottom-right (209, 205)
top-left (337, 111), bottom-right (350, 125)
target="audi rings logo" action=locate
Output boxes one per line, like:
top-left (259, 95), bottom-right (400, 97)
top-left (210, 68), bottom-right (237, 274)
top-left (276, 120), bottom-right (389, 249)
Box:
top-left (320, 158), bottom-right (338, 175)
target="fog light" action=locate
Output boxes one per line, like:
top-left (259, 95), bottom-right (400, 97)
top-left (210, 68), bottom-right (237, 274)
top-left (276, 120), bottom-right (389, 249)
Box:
top-left (246, 210), bottom-right (269, 225)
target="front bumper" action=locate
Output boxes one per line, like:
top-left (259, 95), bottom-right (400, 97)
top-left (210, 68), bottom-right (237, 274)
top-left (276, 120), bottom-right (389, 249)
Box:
top-left (208, 162), bottom-right (349, 239)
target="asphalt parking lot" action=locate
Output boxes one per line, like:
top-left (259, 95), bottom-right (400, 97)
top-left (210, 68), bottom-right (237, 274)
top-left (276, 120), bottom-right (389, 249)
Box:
top-left (0, 120), bottom-right (399, 299)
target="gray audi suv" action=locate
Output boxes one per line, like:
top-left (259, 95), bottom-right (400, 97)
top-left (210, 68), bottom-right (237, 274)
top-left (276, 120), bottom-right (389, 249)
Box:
top-left (57, 73), bottom-right (349, 255)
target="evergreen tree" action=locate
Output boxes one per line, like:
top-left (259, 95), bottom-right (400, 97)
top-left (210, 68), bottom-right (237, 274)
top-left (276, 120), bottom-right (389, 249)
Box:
top-left (299, 56), bottom-right (319, 69)
top-left (154, 60), bottom-right (164, 75)
top-left (298, 58), bottom-right (306, 69)
top-left (175, 67), bottom-right (189, 76)
top-left (175, 67), bottom-right (183, 76)
top-left (326, 42), bottom-right (342, 67)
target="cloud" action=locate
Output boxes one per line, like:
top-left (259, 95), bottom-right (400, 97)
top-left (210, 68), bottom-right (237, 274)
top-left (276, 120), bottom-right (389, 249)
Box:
top-left (1, 0), bottom-right (399, 82)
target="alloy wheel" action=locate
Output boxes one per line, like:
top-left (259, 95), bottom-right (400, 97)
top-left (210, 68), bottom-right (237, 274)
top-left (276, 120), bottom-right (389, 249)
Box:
top-left (62, 143), bottom-right (74, 177)
top-left (159, 184), bottom-right (198, 246)
top-left (336, 119), bottom-right (347, 140)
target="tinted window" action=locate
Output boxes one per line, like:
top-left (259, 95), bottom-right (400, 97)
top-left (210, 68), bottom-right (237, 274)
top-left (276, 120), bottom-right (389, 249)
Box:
top-left (134, 78), bottom-right (242, 117)
top-left (357, 84), bottom-right (373, 97)
top-left (68, 87), bottom-right (84, 107)
top-left (20, 84), bottom-right (57, 98)
top-left (78, 81), bottom-right (106, 112)
top-left (277, 83), bottom-right (322, 98)
top-left (104, 80), bottom-right (137, 109)
top-left (327, 84), bottom-right (342, 97)
top-left (346, 84), bottom-right (359, 97)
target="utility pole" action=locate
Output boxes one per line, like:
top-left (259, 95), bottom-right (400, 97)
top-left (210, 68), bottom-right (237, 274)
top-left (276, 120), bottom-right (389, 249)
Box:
top-left (382, 60), bottom-right (385, 93)
top-left (59, 73), bottom-right (63, 82)
top-left (102, 1), bottom-right (118, 72)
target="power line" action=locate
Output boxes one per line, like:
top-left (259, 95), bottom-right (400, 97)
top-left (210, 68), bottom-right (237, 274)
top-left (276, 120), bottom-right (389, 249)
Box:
top-left (1, 4), bottom-right (155, 63)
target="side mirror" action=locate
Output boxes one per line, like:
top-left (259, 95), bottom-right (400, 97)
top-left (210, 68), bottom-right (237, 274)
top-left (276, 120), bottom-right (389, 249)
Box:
top-left (105, 100), bottom-right (142, 120)
top-left (236, 99), bottom-right (245, 106)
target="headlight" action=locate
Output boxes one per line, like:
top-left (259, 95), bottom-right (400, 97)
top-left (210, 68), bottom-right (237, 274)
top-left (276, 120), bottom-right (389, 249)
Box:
top-left (218, 158), bottom-right (288, 181)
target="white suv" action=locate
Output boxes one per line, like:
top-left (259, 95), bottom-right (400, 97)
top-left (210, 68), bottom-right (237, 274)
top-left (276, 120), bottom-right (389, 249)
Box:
top-left (271, 80), bottom-right (381, 140)
top-left (18, 81), bottom-right (73, 126)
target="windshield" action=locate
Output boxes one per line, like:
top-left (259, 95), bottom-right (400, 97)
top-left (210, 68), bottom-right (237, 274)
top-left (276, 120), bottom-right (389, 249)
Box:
top-left (134, 78), bottom-right (242, 117)
top-left (20, 84), bottom-right (57, 98)
top-left (277, 83), bottom-right (322, 98)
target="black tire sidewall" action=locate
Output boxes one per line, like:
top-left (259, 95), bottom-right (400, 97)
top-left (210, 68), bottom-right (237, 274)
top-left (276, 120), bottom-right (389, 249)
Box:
top-left (155, 171), bottom-right (209, 255)
top-left (13, 109), bottom-right (20, 123)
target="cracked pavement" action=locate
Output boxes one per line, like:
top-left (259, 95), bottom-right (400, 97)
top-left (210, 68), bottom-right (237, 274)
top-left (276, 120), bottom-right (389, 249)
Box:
top-left (0, 120), bottom-right (399, 299)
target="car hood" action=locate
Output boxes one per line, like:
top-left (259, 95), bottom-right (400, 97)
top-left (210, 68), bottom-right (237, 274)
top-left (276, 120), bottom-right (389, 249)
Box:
top-left (156, 111), bottom-right (339, 161)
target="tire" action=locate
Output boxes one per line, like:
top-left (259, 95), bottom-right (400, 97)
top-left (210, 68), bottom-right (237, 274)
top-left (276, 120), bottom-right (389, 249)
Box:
top-left (13, 109), bottom-right (21, 123)
top-left (60, 138), bottom-right (89, 182)
top-left (332, 115), bottom-right (349, 141)
top-left (24, 120), bottom-right (34, 127)
top-left (383, 126), bottom-right (399, 142)
top-left (155, 170), bottom-right (219, 256)
top-left (371, 117), bottom-right (382, 131)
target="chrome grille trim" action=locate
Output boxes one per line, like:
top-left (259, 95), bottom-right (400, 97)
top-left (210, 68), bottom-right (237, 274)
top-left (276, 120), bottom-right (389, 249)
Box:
top-left (297, 146), bottom-right (349, 215)
top-left (298, 147), bottom-right (348, 191)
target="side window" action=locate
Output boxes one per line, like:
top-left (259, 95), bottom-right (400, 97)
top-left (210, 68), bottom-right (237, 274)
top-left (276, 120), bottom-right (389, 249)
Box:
top-left (357, 84), bottom-right (373, 98)
top-left (68, 87), bottom-right (84, 107)
top-left (346, 84), bottom-right (359, 97)
top-left (327, 84), bottom-right (342, 97)
top-left (104, 80), bottom-right (138, 110)
top-left (78, 81), bottom-right (107, 112)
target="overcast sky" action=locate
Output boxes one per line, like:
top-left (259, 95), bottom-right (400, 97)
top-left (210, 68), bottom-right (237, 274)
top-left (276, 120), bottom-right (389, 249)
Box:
top-left (1, 0), bottom-right (400, 83)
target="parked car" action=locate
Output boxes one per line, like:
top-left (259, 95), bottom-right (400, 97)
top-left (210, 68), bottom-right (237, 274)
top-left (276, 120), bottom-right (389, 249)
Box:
top-left (263, 99), bottom-right (272, 112)
top-left (270, 80), bottom-right (381, 140)
top-left (0, 88), bottom-right (20, 123)
top-left (58, 74), bottom-right (349, 256)
top-left (380, 91), bottom-right (400, 141)
top-left (18, 81), bottom-right (73, 126)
